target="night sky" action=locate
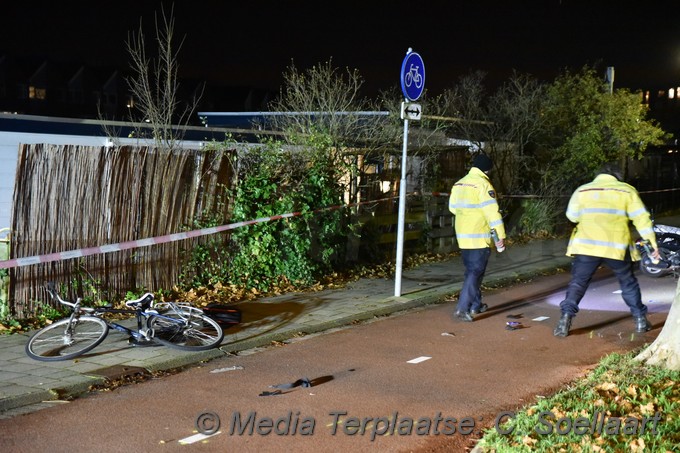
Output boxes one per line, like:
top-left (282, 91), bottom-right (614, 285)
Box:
top-left (2, 1), bottom-right (679, 98)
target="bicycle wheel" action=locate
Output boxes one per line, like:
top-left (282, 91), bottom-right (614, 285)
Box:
top-left (148, 306), bottom-right (223, 351)
top-left (25, 316), bottom-right (109, 361)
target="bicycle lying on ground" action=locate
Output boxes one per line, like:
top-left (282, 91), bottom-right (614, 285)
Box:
top-left (25, 282), bottom-right (224, 361)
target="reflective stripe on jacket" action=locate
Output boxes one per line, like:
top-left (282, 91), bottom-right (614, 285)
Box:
top-left (449, 167), bottom-right (505, 249)
top-left (565, 174), bottom-right (657, 260)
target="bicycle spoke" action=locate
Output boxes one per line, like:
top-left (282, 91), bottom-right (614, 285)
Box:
top-left (149, 306), bottom-right (223, 351)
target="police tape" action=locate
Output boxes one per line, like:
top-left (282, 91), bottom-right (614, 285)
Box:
top-left (0, 215), bottom-right (296, 269)
top-left (3, 187), bottom-right (673, 269)
top-left (0, 195), bottom-right (400, 270)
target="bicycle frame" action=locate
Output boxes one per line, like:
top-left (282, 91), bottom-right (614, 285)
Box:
top-left (95, 304), bottom-right (204, 343)
top-left (92, 306), bottom-right (155, 343)
top-left (47, 283), bottom-right (157, 342)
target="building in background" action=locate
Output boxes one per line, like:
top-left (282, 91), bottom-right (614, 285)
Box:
top-left (0, 54), bottom-right (273, 122)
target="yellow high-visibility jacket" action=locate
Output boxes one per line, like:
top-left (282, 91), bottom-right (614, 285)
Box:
top-left (566, 174), bottom-right (658, 260)
top-left (449, 167), bottom-right (505, 249)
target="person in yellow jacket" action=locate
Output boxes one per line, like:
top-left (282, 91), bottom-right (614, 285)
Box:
top-left (449, 153), bottom-right (506, 322)
top-left (554, 161), bottom-right (661, 337)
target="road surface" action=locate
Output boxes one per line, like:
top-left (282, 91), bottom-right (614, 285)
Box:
top-left (0, 269), bottom-right (674, 452)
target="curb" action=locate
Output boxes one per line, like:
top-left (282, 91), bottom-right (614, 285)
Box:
top-left (0, 376), bottom-right (106, 413)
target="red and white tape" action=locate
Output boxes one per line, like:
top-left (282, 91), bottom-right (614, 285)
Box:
top-left (2, 186), bottom-right (672, 270)
top-left (0, 214), bottom-right (303, 270)
top-left (0, 195), bottom-right (403, 269)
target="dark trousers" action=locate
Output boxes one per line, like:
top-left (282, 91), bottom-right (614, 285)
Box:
top-left (458, 248), bottom-right (491, 313)
top-left (559, 254), bottom-right (647, 318)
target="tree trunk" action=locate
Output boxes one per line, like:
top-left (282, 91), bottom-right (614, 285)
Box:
top-left (634, 277), bottom-right (680, 370)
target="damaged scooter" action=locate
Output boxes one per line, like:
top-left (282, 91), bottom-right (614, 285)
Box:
top-left (636, 224), bottom-right (680, 278)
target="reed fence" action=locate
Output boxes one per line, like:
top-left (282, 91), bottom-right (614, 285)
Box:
top-left (9, 144), bottom-right (234, 316)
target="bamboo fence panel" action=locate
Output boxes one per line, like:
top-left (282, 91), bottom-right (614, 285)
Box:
top-left (9, 144), bottom-right (234, 316)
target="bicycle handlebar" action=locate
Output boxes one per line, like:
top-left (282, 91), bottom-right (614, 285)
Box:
top-left (45, 281), bottom-right (81, 309)
top-left (45, 281), bottom-right (155, 313)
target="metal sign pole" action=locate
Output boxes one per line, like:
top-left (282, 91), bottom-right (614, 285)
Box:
top-left (395, 47), bottom-right (424, 298)
top-left (394, 116), bottom-right (409, 297)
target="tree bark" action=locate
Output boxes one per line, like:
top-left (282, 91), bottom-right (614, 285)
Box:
top-left (634, 277), bottom-right (680, 370)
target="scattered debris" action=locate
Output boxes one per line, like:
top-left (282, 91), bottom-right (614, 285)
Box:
top-left (532, 316), bottom-right (550, 322)
top-left (506, 321), bottom-right (523, 330)
top-left (260, 376), bottom-right (313, 396)
top-left (210, 365), bottom-right (244, 374)
top-left (270, 377), bottom-right (312, 389)
top-left (259, 390), bottom-right (282, 397)
top-left (441, 332), bottom-right (456, 337)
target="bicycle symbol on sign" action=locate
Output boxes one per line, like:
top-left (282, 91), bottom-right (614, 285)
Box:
top-left (404, 64), bottom-right (423, 89)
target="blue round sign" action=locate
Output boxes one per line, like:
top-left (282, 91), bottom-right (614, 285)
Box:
top-left (400, 50), bottom-right (425, 101)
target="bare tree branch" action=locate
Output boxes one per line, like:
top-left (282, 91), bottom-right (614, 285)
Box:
top-left (123, 4), bottom-right (203, 150)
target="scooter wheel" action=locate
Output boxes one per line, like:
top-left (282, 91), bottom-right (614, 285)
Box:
top-left (639, 260), bottom-right (670, 278)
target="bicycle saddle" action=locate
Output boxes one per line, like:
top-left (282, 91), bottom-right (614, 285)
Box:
top-left (125, 293), bottom-right (155, 310)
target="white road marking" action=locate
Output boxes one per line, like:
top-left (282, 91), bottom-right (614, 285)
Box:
top-left (407, 356), bottom-right (431, 364)
top-left (178, 431), bottom-right (221, 445)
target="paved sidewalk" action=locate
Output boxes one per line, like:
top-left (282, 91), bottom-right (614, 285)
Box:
top-left (0, 236), bottom-right (576, 418)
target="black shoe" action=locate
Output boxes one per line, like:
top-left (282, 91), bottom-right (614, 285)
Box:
top-left (553, 313), bottom-right (572, 337)
top-left (634, 316), bottom-right (652, 333)
top-left (454, 311), bottom-right (474, 322)
top-left (471, 304), bottom-right (488, 315)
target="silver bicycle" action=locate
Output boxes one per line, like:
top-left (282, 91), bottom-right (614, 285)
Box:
top-left (25, 282), bottom-right (224, 361)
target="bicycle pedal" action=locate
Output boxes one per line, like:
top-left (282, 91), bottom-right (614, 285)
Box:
top-left (128, 337), bottom-right (155, 347)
